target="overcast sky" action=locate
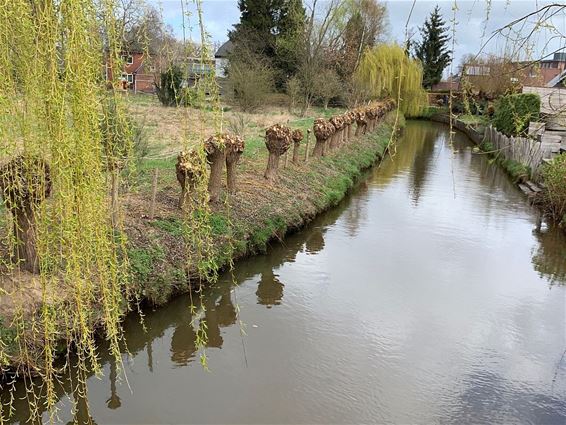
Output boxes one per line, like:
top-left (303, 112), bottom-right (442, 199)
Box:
top-left (156, 0), bottom-right (566, 73)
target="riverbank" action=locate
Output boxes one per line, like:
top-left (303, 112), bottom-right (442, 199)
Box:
top-left (124, 110), bottom-right (401, 305)
top-left (0, 109), bottom-right (402, 372)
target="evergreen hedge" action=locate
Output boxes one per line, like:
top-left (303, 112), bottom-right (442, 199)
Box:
top-left (493, 93), bottom-right (540, 136)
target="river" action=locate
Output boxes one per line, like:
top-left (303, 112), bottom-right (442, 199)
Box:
top-left (4, 120), bottom-right (566, 424)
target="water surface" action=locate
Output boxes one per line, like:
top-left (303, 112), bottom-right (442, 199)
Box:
top-left (5, 120), bottom-right (566, 424)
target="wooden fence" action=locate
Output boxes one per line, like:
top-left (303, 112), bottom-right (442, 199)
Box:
top-left (483, 125), bottom-right (548, 178)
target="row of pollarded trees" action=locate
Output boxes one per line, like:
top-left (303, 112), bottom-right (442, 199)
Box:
top-left (263, 100), bottom-right (396, 182)
top-left (311, 100), bottom-right (396, 160)
top-left (175, 99), bottom-right (395, 207)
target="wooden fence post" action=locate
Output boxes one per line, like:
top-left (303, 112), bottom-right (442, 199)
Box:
top-left (149, 168), bottom-right (159, 219)
top-left (305, 129), bottom-right (311, 162)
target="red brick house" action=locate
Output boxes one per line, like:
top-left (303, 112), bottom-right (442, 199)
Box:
top-left (105, 51), bottom-right (156, 93)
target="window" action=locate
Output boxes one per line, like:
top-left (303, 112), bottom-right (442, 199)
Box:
top-left (121, 73), bottom-right (134, 84)
top-left (122, 55), bottom-right (133, 65)
top-left (465, 65), bottom-right (490, 76)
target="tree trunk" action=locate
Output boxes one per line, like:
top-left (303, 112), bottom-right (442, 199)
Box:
top-left (12, 206), bottom-right (39, 273)
top-left (208, 151), bottom-right (225, 203)
top-left (178, 183), bottom-right (187, 209)
top-left (226, 160), bottom-right (238, 193)
top-left (264, 151), bottom-right (280, 181)
top-left (347, 124), bottom-right (353, 141)
top-left (312, 137), bottom-right (326, 157)
top-left (292, 142), bottom-right (300, 164)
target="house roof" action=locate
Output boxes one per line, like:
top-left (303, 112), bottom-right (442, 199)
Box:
top-left (215, 40), bottom-right (233, 58)
top-left (547, 69), bottom-right (566, 88)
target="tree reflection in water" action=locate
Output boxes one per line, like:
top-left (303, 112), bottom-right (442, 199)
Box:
top-left (531, 218), bottom-right (566, 285)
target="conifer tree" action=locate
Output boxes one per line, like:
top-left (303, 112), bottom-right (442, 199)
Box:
top-left (229, 0), bottom-right (306, 85)
top-left (229, 0), bottom-right (281, 58)
top-left (413, 6), bottom-right (451, 89)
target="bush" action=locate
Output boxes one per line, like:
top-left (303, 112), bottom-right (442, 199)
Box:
top-left (156, 65), bottom-right (184, 106)
top-left (228, 54), bottom-right (274, 112)
top-left (541, 153), bottom-right (566, 224)
top-left (286, 76), bottom-right (303, 113)
top-left (312, 68), bottom-right (343, 109)
top-left (493, 93), bottom-right (540, 136)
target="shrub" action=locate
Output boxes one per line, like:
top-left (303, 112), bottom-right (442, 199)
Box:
top-left (286, 76), bottom-right (303, 113)
top-left (228, 54), bottom-right (274, 112)
top-left (493, 93), bottom-right (540, 136)
top-left (541, 153), bottom-right (566, 224)
top-left (312, 68), bottom-right (343, 109)
top-left (156, 65), bottom-right (184, 106)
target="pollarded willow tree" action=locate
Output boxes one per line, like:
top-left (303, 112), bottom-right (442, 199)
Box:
top-left (264, 124), bottom-right (292, 181)
top-left (176, 149), bottom-right (207, 209)
top-left (204, 135), bottom-right (227, 203)
top-left (225, 135), bottom-right (245, 193)
top-left (329, 115), bottom-right (345, 149)
top-left (355, 43), bottom-right (428, 117)
top-left (312, 118), bottom-right (335, 157)
top-left (0, 0), bottom-right (133, 422)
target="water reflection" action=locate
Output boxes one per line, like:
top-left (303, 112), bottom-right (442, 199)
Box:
top-left (532, 220), bottom-right (566, 285)
top-left (408, 124), bottom-right (439, 205)
top-left (3, 120), bottom-right (566, 424)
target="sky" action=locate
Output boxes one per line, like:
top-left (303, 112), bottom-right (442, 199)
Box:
top-left (155, 0), bottom-right (566, 75)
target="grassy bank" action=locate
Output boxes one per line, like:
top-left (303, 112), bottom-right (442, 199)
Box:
top-left (0, 104), bottom-right (401, 369)
top-left (125, 111), bottom-right (400, 306)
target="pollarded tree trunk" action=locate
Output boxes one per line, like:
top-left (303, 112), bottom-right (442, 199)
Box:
top-left (13, 205), bottom-right (39, 273)
top-left (0, 156), bottom-right (51, 274)
top-left (226, 160), bottom-right (238, 192)
top-left (264, 151), bottom-right (280, 181)
top-left (292, 142), bottom-right (300, 163)
top-left (329, 116), bottom-right (344, 150)
top-left (204, 135), bottom-right (228, 203)
top-left (176, 149), bottom-right (203, 209)
top-left (328, 133), bottom-right (337, 150)
top-left (225, 135), bottom-right (245, 193)
top-left (312, 137), bottom-right (326, 157)
top-left (312, 118), bottom-right (334, 158)
top-left (207, 149), bottom-right (225, 202)
top-left (264, 124), bottom-right (292, 182)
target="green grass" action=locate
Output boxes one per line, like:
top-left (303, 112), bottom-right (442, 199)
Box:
top-left (500, 158), bottom-right (530, 183)
top-left (151, 218), bottom-right (185, 236)
top-left (249, 216), bottom-right (288, 253)
top-left (210, 213), bottom-right (229, 236)
top-left (128, 243), bottom-right (165, 283)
